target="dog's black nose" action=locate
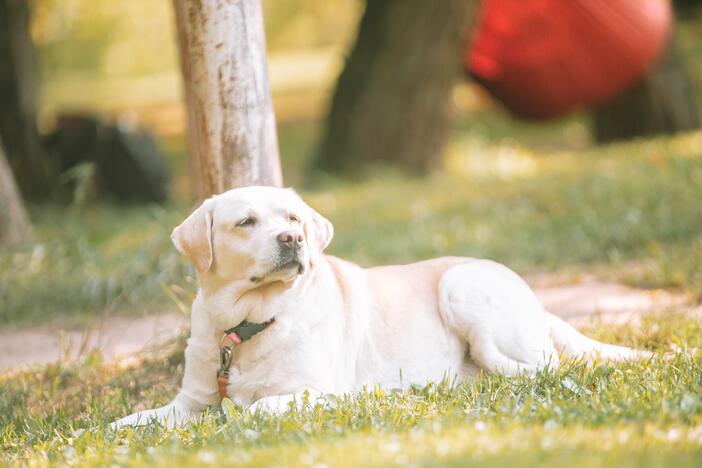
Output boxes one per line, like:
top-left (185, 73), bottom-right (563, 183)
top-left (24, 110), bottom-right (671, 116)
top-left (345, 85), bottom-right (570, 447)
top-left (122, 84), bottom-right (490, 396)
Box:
top-left (277, 230), bottom-right (304, 246)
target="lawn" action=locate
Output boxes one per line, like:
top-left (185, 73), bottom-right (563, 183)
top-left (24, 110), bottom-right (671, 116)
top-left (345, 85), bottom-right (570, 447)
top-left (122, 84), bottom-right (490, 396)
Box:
top-left (1, 313), bottom-right (701, 466)
top-left (2, 120), bottom-right (702, 465)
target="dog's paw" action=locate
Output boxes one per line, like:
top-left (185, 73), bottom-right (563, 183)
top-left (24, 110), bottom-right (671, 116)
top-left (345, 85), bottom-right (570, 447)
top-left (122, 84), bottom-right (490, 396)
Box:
top-left (247, 391), bottom-right (328, 416)
top-left (110, 402), bottom-right (201, 430)
top-left (247, 395), bottom-right (296, 415)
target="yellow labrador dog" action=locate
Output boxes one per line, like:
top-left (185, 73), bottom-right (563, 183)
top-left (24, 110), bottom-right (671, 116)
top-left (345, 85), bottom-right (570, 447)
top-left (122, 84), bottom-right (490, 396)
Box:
top-left (113, 186), bottom-right (648, 428)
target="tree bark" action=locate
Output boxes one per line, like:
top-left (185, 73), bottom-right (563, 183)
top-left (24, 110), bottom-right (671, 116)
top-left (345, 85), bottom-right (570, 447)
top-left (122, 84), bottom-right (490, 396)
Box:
top-left (0, 138), bottom-right (31, 247)
top-left (593, 34), bottom-right (700, 143)
top-left (172, 0), bottom-right (204, 200)
top-left (316, 0), bottom-right (477, 175)
top-left (0, 0), bottom-right (50, 198)
top-left (172, 0), bottom-right (282, 197)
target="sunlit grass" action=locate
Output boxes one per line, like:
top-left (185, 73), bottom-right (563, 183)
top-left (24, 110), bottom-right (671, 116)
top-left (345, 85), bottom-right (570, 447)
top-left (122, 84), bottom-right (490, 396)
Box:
top-left (1, 313), bottom-right (700, 466)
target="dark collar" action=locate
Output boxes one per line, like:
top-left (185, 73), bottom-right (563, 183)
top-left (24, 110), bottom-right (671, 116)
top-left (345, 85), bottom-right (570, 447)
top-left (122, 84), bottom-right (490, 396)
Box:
top-left (217, 318), bottom-right (275, 402)
top-left (224, 318), bottom-right (274, 344)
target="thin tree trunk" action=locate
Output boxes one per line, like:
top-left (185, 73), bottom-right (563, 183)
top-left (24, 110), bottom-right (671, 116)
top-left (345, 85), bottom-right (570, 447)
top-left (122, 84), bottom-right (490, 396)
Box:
top-left (316, 0), bottom-right (477, 175)
top-left (0, 139), bottom-right (31, 246)
top-left (0, 0), bottom-right (50, 198)
top-left (593, 34), bottom-right (700, 143)
top-left (172, 0), bottom-right (204, 201)
top-left (172, 0), bottom-right (282, 197)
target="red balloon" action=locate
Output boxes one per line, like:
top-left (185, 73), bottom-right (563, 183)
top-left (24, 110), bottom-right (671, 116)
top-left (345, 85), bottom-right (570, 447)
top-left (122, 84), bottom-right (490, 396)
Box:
top-left (466, 0), bottom-right (672, 119)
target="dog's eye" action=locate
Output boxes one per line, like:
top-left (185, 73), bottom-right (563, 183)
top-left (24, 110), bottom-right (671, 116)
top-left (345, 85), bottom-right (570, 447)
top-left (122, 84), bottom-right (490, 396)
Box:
top-left (288, 214), bottom-right (301, 224)
top-left (236, 217), bottom-right (256, 227)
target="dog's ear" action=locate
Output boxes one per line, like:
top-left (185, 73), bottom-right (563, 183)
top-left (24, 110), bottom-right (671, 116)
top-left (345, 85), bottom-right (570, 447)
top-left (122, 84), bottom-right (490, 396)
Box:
top-left (171, 198), bottom-right (216, 273)
top-left (304, 204), bottom-right (334, 267)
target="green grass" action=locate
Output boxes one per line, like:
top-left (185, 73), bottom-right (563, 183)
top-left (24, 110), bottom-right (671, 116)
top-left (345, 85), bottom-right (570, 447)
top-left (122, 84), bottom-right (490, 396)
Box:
top-left (0, 203), bottom-right (194, 328)
top-left (3, 120), bottom-right (702, 465)
top-left (2, 126), bottom-right (702, 327)
top-left (1, 313), bottom-right (701, 466)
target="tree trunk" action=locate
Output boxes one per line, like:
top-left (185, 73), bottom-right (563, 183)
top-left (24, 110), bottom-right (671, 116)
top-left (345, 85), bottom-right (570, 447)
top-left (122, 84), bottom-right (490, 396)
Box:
top-left (593, 34), bottom-right (700, 143)
top-left (316, 0), bottom-right (477, 175)
top-left (172, 0), bottom-right (282, 197)
top-left (0, 0), bottom-right (50, 198)
top-left (172, 0), bottom-right (204, 201)
top-left (0, 139), bottom-right (31, 247)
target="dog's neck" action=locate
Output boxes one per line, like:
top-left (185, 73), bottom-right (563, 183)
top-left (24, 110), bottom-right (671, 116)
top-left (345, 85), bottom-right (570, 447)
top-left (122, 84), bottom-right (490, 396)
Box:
top-left (197, 256), bottom-right (338, 331)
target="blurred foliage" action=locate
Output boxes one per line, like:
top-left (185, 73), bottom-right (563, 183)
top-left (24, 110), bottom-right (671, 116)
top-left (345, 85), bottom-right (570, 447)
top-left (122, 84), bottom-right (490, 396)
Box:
top-left (262, 0), bottom-right (361, 51)
top-left (30, 0), bottom-right (178, 78)
top-left (28, 0), bottom-right (702, 141)
top-left (29, 0), bottom-right (360, 79)
top-left (29, 0), bottom-right (362, 134)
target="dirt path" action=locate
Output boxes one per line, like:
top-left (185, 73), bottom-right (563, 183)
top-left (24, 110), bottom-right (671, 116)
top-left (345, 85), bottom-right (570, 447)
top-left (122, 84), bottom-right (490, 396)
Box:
top-left (0, 313), bottom-right (189, 372)
top-left (0, 276), bottom-right (693, 372)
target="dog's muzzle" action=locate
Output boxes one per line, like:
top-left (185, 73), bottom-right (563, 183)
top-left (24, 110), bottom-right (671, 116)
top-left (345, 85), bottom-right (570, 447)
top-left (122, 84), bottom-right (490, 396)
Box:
top-left (273, 229), bottom-right (306, 275)
top-left (273, 245), bottom-right (305, 275)
top-left (249, 242), bottom-right (306, 283)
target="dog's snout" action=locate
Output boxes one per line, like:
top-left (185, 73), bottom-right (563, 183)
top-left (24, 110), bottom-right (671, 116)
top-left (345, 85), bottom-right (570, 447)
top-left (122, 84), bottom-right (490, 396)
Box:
top-left (277, 230), bottom-right (304, 246)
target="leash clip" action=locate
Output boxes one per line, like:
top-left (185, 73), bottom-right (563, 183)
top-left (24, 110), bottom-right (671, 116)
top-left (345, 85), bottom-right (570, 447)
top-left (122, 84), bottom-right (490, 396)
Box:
top-left (218, 342), bottom-right (233, 378)
top-left (217, 335), bottom-right (237, 402)
top-left (216, 320), bottom-right (274, 402)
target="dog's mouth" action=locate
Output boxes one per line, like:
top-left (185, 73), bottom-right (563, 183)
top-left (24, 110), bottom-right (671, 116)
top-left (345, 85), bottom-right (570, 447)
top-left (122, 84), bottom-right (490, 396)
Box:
top-left (273, 259), bottom-right (304, 274)
top-left (250, 257), bottom-right (305, 284)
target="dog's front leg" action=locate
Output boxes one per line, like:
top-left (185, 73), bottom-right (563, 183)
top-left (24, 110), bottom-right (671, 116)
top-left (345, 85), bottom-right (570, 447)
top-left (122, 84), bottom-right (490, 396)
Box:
top-left (112, 296), bottom-right (220, 429)
top-left (247, 390), bottom-right (326, 415)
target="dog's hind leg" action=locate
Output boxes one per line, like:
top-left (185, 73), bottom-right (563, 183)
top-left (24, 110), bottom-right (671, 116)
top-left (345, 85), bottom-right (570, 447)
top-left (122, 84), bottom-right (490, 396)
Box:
top-left (466, 330), bottom-right (545, 376)
top-left (439, 260), bottom-right (559, 376)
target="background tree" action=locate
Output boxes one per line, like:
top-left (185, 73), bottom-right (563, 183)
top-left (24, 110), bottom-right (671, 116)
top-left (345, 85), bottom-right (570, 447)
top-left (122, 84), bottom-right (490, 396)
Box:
top-left (593, 36), bottom-right (700, 143)
top-left (172, 0), bottom-right (282, 198)
top-left (593, 4), bottom-right (700, 143)
top-left (316, 0), bottom-right (477, 175)
top-left (0, 139), bottom-right (31, 246)
top-left (0, 0), bottom-right (50, 198)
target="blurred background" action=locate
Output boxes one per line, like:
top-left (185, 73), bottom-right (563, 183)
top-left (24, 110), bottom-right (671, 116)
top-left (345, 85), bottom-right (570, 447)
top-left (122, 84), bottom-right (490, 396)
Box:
top-left (1, 0), bottom-right (701, 328)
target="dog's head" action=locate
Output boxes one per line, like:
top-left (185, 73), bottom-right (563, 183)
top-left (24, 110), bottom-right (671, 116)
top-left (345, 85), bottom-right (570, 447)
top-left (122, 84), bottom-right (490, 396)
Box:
top-left (171, 186), bottom-right (333, 286)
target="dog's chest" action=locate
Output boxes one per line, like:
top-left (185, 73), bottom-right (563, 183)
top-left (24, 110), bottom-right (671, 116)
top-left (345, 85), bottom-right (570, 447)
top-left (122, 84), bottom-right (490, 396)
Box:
top-left (224, 329), bottom-right (336, 407)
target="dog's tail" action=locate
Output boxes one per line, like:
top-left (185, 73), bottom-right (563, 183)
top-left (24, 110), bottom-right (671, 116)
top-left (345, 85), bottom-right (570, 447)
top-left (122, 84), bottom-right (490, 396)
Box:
top-left (547, 312), bottom-right (653, 361)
